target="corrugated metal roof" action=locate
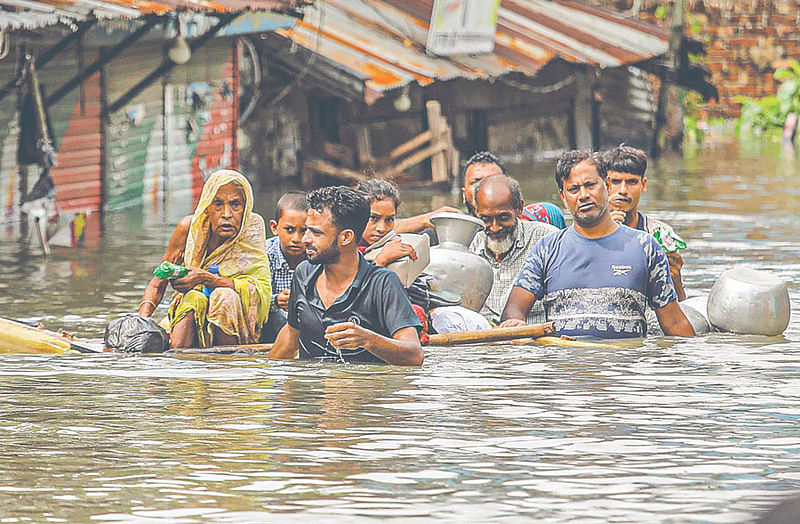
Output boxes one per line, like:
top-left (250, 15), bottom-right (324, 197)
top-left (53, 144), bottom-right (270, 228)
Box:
top-left (0, 0), bottom-right (303, 30)
top-left (275, 0), bottom-right (673, 101)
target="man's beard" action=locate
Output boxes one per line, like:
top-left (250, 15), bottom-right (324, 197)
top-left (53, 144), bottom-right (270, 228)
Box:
top-left (573, 199), bottom-right (608, 228)
top-left (486, 222), bottom-right (517, 256)
top-left (307, 243), bottom-right (340, 265)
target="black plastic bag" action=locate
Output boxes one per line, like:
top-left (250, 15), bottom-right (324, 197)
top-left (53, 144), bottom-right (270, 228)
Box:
top-left (104, 314), bottom-right (169, 353)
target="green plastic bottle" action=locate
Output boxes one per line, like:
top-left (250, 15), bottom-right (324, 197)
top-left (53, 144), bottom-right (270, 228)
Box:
top-left (153, 261), bottom-right (189, 279)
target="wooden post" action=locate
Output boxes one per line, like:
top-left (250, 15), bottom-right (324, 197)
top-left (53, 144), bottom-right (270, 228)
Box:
top-left (426, 100), bottom-right (448, 183)
top-left (354, 124), bottom-right (374, 168)
top-left (651, 0), bottom-right (686, 157)
top-left (573, 69), bottom-right (594, 150)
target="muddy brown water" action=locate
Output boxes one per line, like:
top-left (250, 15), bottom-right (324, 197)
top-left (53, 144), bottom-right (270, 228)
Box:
top-left (0, 142), bottom-right (798, 521)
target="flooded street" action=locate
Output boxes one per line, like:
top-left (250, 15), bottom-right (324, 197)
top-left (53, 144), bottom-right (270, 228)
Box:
top-left (0, 142), bottom-right (799, 521)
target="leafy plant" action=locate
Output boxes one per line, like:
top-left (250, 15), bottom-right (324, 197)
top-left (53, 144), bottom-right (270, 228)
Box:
top-left (736, 59), bottom-right (800, 138)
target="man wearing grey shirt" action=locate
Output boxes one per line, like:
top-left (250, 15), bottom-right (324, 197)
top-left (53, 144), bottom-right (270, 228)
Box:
top-left (469, 174), bottom-right (558, 325)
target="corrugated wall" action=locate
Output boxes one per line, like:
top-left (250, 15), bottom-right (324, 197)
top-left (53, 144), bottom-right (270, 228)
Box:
top-left (597, 66), bottom-right (657, 151)
top-left (105, 41), bottom-right (166, 213)
top-left (0, 57), bottom-right (21, 237)
top-left (39, 49), bottom-right (103, 212)
top-left (165, 38), bottom-right (238, 217)
top-left (103, 38), bottom-right (238, 221)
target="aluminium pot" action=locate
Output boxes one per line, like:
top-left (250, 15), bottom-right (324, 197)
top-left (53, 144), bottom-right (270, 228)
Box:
top-left (425, 212), bottom-right (493, 312)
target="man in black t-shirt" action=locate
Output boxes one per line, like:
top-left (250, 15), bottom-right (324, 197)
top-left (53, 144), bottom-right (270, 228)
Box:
top-left (268, 186), bottom-right (423, 366)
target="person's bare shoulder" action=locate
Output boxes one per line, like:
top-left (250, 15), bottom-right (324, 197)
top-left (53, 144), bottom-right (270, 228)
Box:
top-left (162, 215), bottom-right (192, 263)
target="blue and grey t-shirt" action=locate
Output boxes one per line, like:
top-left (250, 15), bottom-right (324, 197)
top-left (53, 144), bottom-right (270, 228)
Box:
top-left (514, 225), bottom-right (677, 338)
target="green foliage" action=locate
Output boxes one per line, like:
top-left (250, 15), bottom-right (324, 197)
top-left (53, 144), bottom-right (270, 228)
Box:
top-left (683, 91), bottom-right (705, 146)
top-left (655, 5), bottom-right (667, 20)
top-left (737, 60), bottom-right (800, 138)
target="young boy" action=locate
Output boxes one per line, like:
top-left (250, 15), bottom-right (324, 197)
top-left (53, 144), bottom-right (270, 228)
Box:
top-left (263, 191), bottom-right (307, 341)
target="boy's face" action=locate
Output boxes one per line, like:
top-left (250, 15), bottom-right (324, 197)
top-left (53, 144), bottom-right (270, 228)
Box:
top-left (270, 208), bottom-right (308, 258)
top-left (361, 198), bottom-right (396, 246)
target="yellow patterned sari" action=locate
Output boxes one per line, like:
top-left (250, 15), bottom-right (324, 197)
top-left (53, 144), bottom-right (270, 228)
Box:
top-left (168, 170), bottom-right (272, 347)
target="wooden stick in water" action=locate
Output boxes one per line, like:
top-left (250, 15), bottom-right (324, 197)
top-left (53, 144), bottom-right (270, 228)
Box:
top-left (167, 323), bottom-right (557, 354)
top-left (167, 344), bottom-right (274, 355)
top-left (426, 322), bottom-right (555, 346)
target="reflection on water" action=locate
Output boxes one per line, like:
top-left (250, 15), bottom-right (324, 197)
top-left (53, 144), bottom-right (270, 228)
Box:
top-left (0, 142), bottom-right (798, 521)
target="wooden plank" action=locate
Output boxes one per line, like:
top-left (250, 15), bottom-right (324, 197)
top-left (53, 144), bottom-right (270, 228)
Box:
top-left (381, 141), bottom-right (448, 178)
top-left (385, 129), bottom-right (432, 162)
top-left (426, 100), bottom-right (448, 183)
top-left (323, 140), bottom-right (355, 166)
top-left (304, 158), bottom-right (368, 183)
top-left (427, 322), bottom-right (555, 346)
top-left (0, 318), bottom-right (75, 354)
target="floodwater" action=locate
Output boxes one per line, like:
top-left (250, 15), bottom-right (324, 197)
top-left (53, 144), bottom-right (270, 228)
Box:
top-left (0, 141), bottom-right (798, 522)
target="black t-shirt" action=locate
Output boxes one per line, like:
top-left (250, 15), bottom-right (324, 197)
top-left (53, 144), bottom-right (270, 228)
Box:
top-left (287, 255), bottom-right (423, 364)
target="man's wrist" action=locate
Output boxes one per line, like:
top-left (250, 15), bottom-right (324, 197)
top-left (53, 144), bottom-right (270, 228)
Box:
top-left (362, 329), bottom-right (381, 351)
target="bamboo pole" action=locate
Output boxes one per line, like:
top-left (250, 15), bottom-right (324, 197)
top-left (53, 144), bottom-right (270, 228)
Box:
top-left (426, 322), bottom-right (555, 346)
top-left (168, 323), bottom-right (555, 354)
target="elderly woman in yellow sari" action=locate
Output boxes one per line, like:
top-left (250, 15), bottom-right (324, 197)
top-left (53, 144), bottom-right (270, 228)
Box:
top-left (138, 169), bottom-right (271, 348)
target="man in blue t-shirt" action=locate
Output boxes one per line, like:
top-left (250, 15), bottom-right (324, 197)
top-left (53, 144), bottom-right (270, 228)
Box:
top-left (501, 150), bottom-right (694, 339)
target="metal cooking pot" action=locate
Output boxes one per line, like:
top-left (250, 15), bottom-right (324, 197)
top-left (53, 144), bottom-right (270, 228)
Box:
top-left (425, 213), bottom-right (493, 312)
top-left (679, 297), bottom-right (712, 335)
top-left (707, 267), bottom-right (791, 336)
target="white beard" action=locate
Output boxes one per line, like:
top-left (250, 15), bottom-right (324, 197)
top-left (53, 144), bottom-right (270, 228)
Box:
top-left (486, 228), bottom-right (515, 257)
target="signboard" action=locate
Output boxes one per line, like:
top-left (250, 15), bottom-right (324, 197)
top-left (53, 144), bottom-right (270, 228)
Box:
top-left (426, 0), bottom-right (501, 56)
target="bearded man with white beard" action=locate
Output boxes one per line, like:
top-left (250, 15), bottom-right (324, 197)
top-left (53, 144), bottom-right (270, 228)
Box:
top-left (469, 175), bottom-right (558, 325)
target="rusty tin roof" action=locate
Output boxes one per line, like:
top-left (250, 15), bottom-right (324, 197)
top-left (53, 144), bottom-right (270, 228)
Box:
top-left (0, 0), bottom-right (303, 29)
top-left (275, 0), bottom-right (673, 101)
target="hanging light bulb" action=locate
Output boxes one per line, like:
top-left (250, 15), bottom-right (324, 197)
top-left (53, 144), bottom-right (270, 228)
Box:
top-left (393, 85), bottom-right (412, 112)
top-left (168, 17), bottom-right (192, 65)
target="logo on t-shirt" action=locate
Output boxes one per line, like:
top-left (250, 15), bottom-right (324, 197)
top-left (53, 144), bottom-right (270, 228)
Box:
top-left (611, 264), bottom-right (632, 276)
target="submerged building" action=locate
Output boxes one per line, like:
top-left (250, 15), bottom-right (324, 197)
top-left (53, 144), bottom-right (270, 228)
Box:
top-left (0, 0), bottom-right (713, 246)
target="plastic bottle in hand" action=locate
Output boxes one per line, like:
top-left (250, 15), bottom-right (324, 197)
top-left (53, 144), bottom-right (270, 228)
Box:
top-left (153, 261), bottom-right (188, 279)
top-left (653, 226), bottom-right (687, 253)
top-left (202, 264), bottom-right (219, 297)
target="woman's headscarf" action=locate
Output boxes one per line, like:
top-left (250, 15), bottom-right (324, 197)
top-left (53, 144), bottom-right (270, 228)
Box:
top-left (521, 202), bottom-right (567, 229)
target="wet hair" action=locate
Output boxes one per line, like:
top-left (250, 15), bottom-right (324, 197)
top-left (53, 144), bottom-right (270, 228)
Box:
top-left (604, 144), bottom-right (648, 177)
top-left (306, 186), bottom-right (370, 240)
top-left (274, 191), bottom-right (307, 222)
top-left (461, 151), bottom-right (506, 180)
top-left (555, 150), bottom-right (607, 190)
top-left (474, 174), bottom-right (524, 211)
top-left (356, 179), bottom-right (401, 210)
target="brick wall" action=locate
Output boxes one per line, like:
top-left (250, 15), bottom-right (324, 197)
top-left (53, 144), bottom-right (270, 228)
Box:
top-left (591, 0), bottom-right (800, 119)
